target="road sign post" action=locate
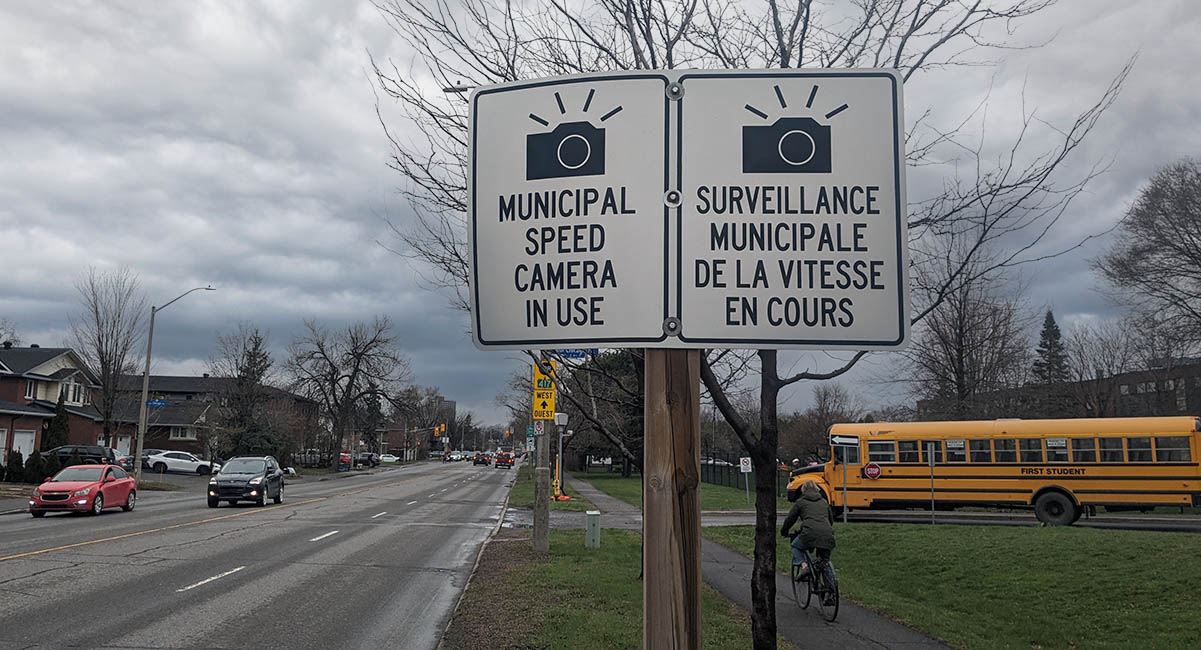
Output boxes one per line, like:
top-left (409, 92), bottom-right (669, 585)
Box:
top-left (739, 456), bottom-right (751, 505)
top-left (469, 69), bottom-right (908, 650)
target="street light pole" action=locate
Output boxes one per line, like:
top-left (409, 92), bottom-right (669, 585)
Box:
top-left (133, 286), bottom-right (215, 482)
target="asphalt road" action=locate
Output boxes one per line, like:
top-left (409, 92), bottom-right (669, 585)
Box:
top-left (0, 461), bottom-right (516, 650)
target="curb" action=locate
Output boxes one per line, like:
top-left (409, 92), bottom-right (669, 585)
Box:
top-left (435, 473), bottom-right (517, 650)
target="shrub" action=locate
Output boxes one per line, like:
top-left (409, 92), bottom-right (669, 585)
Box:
top-left (42, 452), bottom-right (62, 480)
top-left (65, 449), bottom-right (83, 467)
top-left (23, 451), bottom-right (45, 484)
top-left (5, 450), bottom-right (25, 483)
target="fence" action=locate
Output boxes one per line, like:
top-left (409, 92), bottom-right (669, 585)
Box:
top-left (699, 462), bottom-right (790, 499)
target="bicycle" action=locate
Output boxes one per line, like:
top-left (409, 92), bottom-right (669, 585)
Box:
top-left (790, 549), bottom-right (839, 622)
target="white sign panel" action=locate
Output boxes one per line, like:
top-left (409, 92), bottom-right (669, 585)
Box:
top-left (677, 71), bottom-right (907, 347)
top-left (471, 73), bottom-right (670, 348)
top-left (739, 457), bottom-right (752, 473)
top-left (830, 435), bottom-right (860, 446)
top-left (470, 70), bottom-right (907, 350)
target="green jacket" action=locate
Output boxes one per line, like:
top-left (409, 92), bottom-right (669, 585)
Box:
top-left (780, 490), bottom-right (835, 550)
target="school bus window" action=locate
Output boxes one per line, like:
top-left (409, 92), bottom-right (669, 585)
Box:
top-left (921, 440), bottom-right (943, 464)
top-left (969, 439), bottom-right (991, 463)
top-left (1127, 437), bottom-right (1152, 462)
top-left (1045, 438), bottom-right (1069, 463)
top-left (897, 440), bottom-right (920, 463)
top-left (867, 441), bottom-right (895, 463)
top-left (833, 444), bottom-right (860, 465)
top-left (993, 438), bottom-right (1017, 462)
top-left (1019, 439), bottom-right (1043, 463)
top-left (945, 439), bottom-right (967, 463)
top-left (1071, 438), bottom-right (1097, 462)
top-left (1098, 437), bottom-right (1124, 462)
top-left (1154, 436), bottom-right (1191, 462)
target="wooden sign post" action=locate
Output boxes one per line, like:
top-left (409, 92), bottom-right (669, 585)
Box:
top-left (643, 349), bottom-right (701, 650)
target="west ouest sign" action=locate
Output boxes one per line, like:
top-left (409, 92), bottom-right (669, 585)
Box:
top-left (469, 69), bottom-right (908, 350)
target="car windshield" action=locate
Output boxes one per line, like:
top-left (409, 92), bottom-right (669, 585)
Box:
top-left (220, 459), bottom-right (266, 474)
top-left (51, 467), bottom-right (104, 482)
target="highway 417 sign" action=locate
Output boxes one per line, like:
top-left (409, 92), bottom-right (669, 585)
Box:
top-left (470, 69), bottom-right (907, 350)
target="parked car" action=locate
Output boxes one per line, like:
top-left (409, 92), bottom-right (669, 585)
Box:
top-left (339, 452), bottom-right (352, 471)
top-left (145, 451), bottom-right (221, 475)
top-left (29, 464), bottom-right (137, 517)
top-left (449, 451), bottom-right (464, 462)
top-left (354, 452), bottom-right (380, 468)
top-left (208, 456), bottom-right (285, 507)
top-left (494, 452), bottom-right (514, 469)
top-left (114, 454), bottom-right (136, 471)
top-left (41, 445), bottom-right (116, 465)
top-left (379, 454), bottom-right (399, 463)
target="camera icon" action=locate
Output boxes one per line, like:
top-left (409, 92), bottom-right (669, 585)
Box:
top-left (526, 121), bottom-right (606, 181)
top-left (742, 116), bottom-right (831, 174)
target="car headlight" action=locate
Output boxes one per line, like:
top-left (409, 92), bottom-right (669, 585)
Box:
top-left (249, 477), bottom-right (263, 485)
top-left (73, 488), bottom-right (92, 497)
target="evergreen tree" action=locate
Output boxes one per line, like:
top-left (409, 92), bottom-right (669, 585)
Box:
top-left (44, 394), bottom-right (72, 450)
top-left (3, 450), bottom-right (23, 483)
top-left (43, 452), bottom-right (62, 480)
top-left (1032, 309), bottom-right (1069, 384)
top-left (23, 450), bottom-right (45, 484)
top-left (65, 449), bottom-right (83, 467)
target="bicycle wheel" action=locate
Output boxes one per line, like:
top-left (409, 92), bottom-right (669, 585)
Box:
top-left (791, 564), bottom-right (812, 610)
top-left (813, 566), bottom-right (839, 622)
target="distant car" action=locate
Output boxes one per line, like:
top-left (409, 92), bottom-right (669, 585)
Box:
top-left (114, 454), bottom-right (136, 471)
top-left (494, 452), bottom-right (514, 469)
top-left (145, 451), bottom-right (220, 475)
top-left (41, 445), bottom-right (116, 465)
top-left (449, 452), bottom-right (464, 462)
top-left (208, 456), bottom-right (285, 507)
top-left (379, 454), bottom-right (399, 463)
top-left (354, 452), bottom-right (380, 468)
top-left (473, 453), bottom-right (489, 466)
top-left (339, 452), bottom-right (352, 471)
top-left (29, 464), bottom-right (137, 517)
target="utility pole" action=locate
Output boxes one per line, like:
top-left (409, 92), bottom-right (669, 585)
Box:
top-left (643, 349), bottom-right (701, 650)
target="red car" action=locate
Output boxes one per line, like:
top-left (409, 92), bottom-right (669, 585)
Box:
top-left (494, 452), bottom-right (514, 469)
top-left (29, 464), bottom-right (137, 517)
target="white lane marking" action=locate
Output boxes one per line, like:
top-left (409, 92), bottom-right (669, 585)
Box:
top-left (371, 512), bottom-right (387, 519)
top-left (428, 493), bottom-right (436, 498)
top-left (176, 566), bottom-right (245, 592)
top-left (309, 530), bottom-right (339, 542)
top-left (406, 500), bottom-right (418, 505)
top-left (439, 488), bottom-right (448, 493)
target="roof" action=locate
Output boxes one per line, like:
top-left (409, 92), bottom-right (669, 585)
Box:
top-left (830, 416), bottom-right (1201, 439)
top-left (112, 401), bottom-right (213, 427)
top-left (0, 399), bottom-right (53, 418)
top-left (117, 374), bottom-right (313, 403)
top-left (0, 347), bottom-right (71, 375)
top-left (28, 400), bottom-right (103, 422)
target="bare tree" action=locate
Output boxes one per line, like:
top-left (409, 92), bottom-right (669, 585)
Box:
top-left (0, 318), bottom-right (20, 346)
top-left (286, 317), bottom-right (411, 469)
top-left (371, 1), bottom-right (1129, 645)
top-left (1064, 318), bottom-right (1138, 417)
top-left (1096, 158), bottom-right (1201, 344)
top-left (68, 266), bottom-right (147, 446)
top-left (780, 383), bottom-right (861, 462)
top-left (903, 261), bottom-right (1032, 419)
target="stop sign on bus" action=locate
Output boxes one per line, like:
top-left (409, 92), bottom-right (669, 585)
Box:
top-left (863, 462), bottom-right (882, 480)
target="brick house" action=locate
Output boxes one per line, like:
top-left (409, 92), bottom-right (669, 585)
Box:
top-left (0, 343), bottom-right (104, 460)
top-left (112, 374), bottom-right (319, 461)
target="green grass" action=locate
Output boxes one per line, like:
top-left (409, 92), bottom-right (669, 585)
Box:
top-left (509, 529), bottom-right (798, 649)
top-left (571, 470), bottom-right (792, 511)
top-left (703, 523), bottom-right (1201, 650)
top-left (508, 464), bottom-right (596, 511)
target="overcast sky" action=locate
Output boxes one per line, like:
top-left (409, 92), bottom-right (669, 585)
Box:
top-left (1, 1), bottom-right (1199, 424)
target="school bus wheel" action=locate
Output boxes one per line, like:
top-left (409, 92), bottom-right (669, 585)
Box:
top-left (1033, 490), bottom-right (1078, 526)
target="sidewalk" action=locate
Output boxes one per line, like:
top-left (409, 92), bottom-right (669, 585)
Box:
top-left (565, 475), bottom-right (949, 650)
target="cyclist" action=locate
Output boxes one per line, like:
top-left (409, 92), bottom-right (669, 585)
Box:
top-left (780, 480), bottom-right (837, 604)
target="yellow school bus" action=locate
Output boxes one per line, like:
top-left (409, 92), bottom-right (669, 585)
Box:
top-left (786, 416), bottom-right (1201, 525)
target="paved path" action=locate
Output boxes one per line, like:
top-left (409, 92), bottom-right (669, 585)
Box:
top-left (562, 475), bottom-right (950, 650)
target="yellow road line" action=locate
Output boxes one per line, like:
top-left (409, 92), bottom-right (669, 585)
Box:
top-left (1, 472), bottom-right (434, 563)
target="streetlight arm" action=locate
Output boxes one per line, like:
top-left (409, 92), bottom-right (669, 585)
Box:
top-left (158, 285), bottom-right (215, 312)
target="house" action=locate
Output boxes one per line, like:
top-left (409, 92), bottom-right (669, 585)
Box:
top-left (0, 342), bottom-right (104, 460)
top-left (112, 374), bottom-right (319, 460)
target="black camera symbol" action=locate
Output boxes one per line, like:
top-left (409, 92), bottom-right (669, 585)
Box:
top-left (526, 121), bottom-right (606, 181)
top-left (742, 116), bottom-right (831, 173)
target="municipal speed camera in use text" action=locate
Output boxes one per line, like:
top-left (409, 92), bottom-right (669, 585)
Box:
top-left (470, 73), bottom-right (670, 349)
top-left (469, 69), bottom-right (907, 350)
